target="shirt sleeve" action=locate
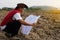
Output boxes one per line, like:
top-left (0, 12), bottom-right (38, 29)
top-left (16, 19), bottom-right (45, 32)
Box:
top-left (13, 13), bottom-right (23, 20)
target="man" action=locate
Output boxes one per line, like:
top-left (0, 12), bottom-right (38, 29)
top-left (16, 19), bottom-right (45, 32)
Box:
top-left (0, 3), bottom-right (34, 38)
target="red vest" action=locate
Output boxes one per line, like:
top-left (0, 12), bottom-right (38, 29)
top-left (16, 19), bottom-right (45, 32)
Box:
top-left (0, 9), bottom-right (22, 26)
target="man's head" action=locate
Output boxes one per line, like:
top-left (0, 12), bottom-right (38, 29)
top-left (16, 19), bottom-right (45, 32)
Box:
top-left (15, 3), bottom-right (28, 10)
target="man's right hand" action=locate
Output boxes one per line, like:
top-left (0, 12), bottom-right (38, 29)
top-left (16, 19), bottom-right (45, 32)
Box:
top-left (30, 23), bottom-right (36, 26)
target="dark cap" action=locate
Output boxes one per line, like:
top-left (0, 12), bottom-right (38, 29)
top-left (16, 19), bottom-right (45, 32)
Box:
top-left (17, 3), bottom-right (28, 9)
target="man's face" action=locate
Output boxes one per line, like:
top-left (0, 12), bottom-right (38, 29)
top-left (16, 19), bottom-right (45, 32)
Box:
top-left (20, 8), bottom-right (25, 15)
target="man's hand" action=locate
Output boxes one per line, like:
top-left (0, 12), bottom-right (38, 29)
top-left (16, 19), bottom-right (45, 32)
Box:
top-left (31, 23), bottom-right (36, 26)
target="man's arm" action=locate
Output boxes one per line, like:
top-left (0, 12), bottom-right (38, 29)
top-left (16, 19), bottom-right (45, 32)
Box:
top-left (18, 19), bottom-right (33, 26)
top-left (13, 13), bottom-right (34, 26)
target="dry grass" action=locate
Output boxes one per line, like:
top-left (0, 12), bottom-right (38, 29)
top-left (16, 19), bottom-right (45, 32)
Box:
top-left (0, 10), bottom-right (60, 40)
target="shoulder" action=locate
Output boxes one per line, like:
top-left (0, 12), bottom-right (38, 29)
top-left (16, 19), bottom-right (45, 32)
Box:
top-left (15, 12), bottom-right (21, 15)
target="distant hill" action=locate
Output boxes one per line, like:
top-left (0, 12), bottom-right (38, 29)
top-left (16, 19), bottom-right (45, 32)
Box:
top-left (1, 7), bottom-right (13, 11)
top-left (0, 6), bottom-right (59, 11)
top-left (30, 6), bottom-right (58, 10)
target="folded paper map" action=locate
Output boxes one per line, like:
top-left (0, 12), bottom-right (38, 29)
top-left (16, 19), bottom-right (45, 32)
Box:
top-left (21, 15), bottom-right (40, 35)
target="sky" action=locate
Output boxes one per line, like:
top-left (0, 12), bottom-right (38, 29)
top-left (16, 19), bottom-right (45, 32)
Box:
top-left (0, 0), bottom-right (60, 9)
